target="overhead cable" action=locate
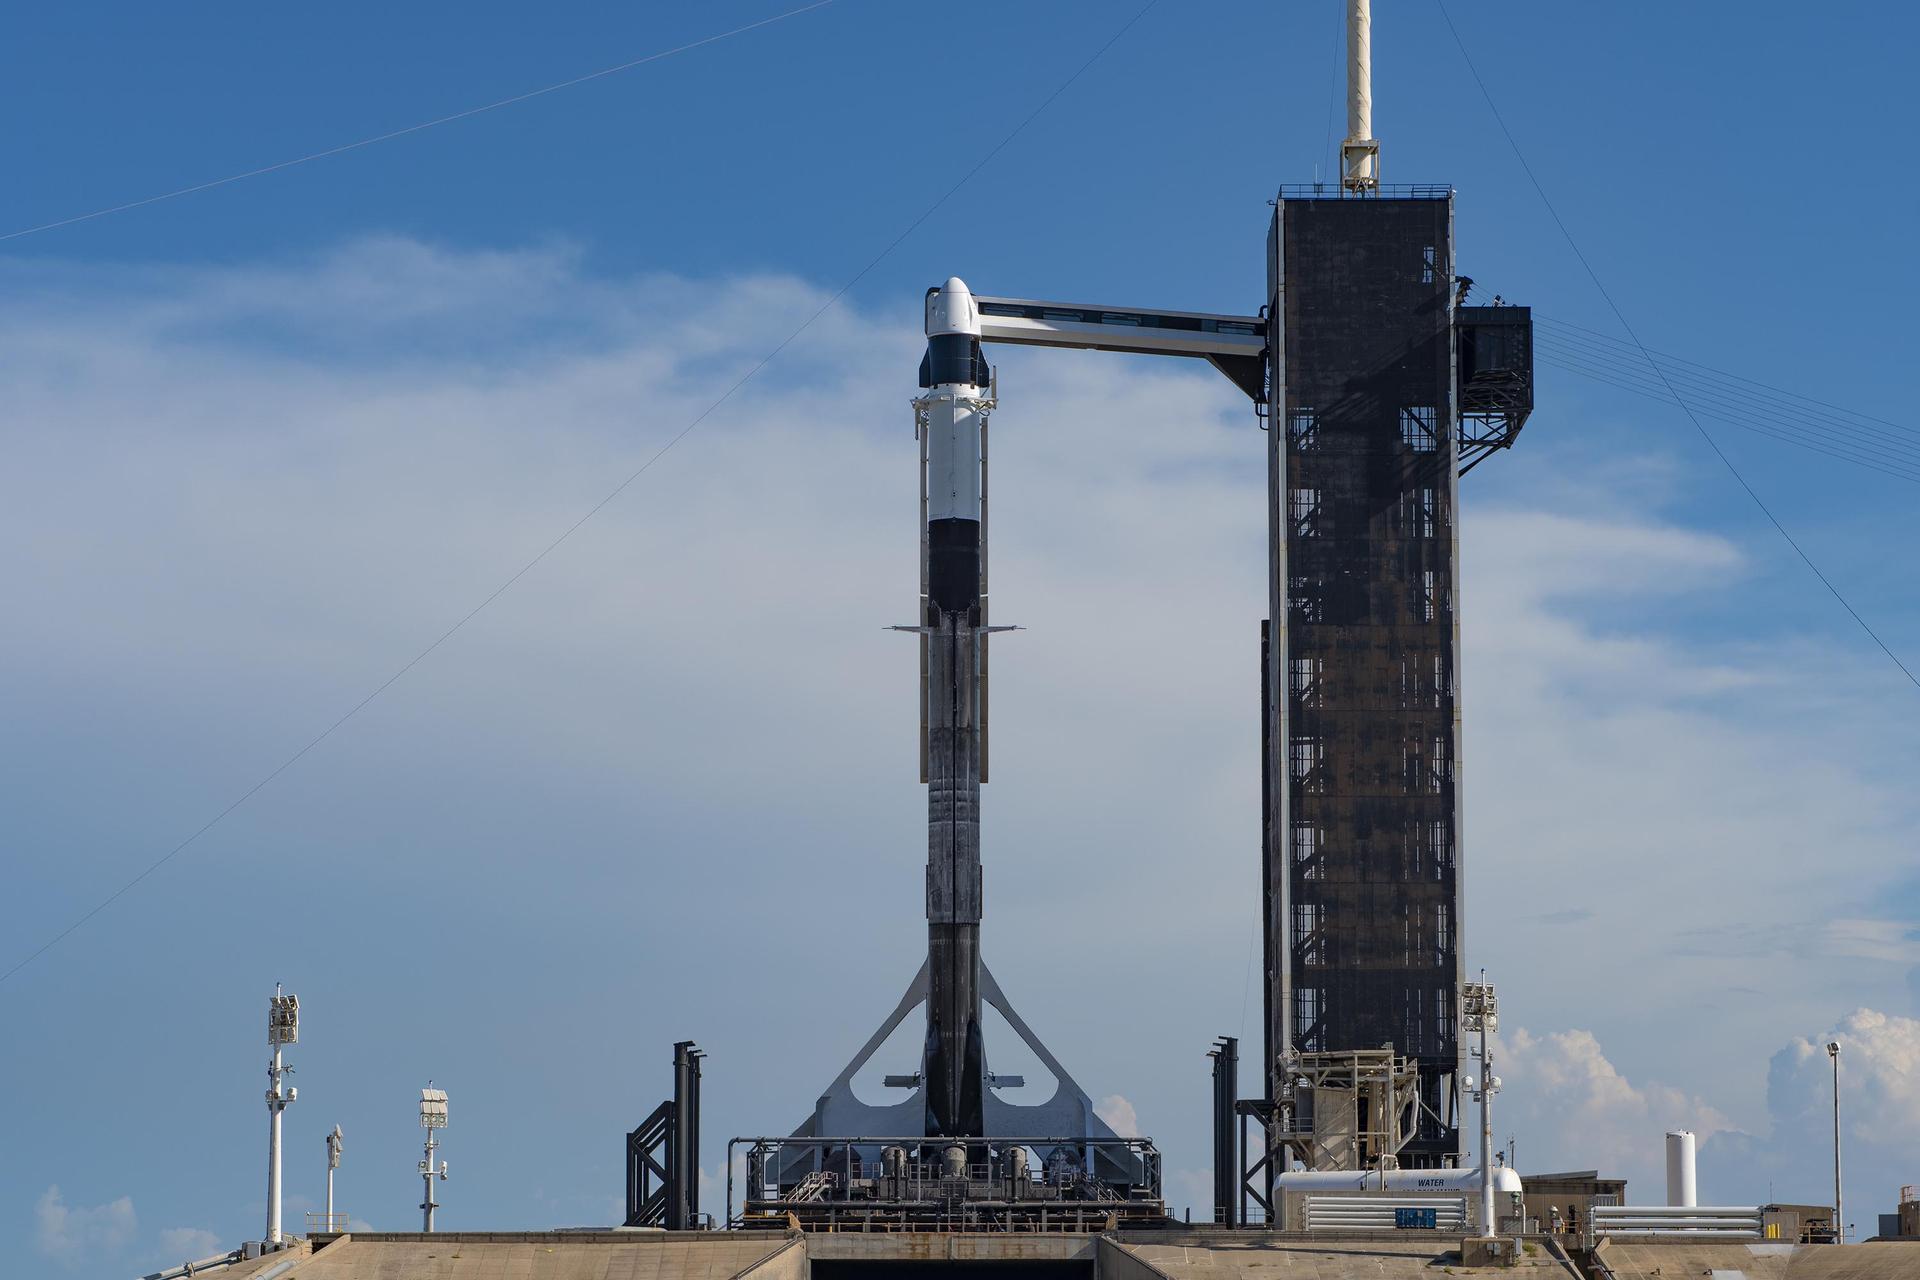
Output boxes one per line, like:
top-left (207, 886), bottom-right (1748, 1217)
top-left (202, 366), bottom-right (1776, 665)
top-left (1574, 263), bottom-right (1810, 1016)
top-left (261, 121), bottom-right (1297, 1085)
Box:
top-left (1435, 0), bottom-right (1918, 691)
top-left (0, 1), bottom-right (833, 243)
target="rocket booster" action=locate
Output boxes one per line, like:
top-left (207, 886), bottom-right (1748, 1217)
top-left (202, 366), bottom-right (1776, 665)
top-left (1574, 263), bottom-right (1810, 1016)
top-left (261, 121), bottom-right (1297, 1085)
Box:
top-left (917, 278), bottom-right (991, 1139)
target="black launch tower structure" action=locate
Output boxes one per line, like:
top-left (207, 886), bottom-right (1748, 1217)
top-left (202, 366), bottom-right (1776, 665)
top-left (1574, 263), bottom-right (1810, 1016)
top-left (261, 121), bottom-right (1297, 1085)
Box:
top-left (1261, 190), bottom-right (1521, 1169)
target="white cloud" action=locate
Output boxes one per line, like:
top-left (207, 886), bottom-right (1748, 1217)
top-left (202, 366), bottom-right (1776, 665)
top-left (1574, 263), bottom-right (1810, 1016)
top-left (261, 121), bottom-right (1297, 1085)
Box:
top-left (1095, 1094), bottom-right (1140, 1138)
top-left (1823, 921), bottom-right (1920, 967)
top-left (1768, 1009), bottom-right (1920, 1149)
top-left (1461, 489), bottom-right (1920, 1127)
top-left (156, 1227), bottom-right (222, 1262)
top-left (1499, 1027), bottom-right (1732, 1193)
top-left (1502, 1009), bottom-right (1920, 1215)
top-left (35, 1186), bottom-right (137, 1265)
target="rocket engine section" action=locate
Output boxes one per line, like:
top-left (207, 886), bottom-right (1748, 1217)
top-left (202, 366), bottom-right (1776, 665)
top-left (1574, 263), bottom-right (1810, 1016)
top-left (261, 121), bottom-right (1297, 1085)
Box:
top-left (915, 278), bottom-right (994, 1139)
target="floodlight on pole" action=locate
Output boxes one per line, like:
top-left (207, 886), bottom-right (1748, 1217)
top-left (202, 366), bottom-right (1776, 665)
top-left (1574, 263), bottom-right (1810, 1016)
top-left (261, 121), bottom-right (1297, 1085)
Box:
top-left (1827, 1041), bottom-right (1843, 1243)
top-left (264, 985), bottom-right (299, 1248)
top-left (1461, 974), bottom-right (1500, 1239)
top-left (419, 1084), bottom-right (449, 1232)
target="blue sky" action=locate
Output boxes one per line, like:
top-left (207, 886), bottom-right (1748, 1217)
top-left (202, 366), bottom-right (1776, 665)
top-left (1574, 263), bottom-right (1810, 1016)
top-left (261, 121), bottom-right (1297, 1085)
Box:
top-left (4, 3), bottom-right (1919, 1274)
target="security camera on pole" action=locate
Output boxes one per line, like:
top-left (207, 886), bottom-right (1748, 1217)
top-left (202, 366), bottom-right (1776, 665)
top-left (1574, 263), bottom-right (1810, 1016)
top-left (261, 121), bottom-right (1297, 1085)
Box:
top-left (419, 1084), bottom-right (449, 1231)
top-left (1461, 974), bottom-right (1501, 1239)
top-left (265, 986), bottom-right (299, 1249)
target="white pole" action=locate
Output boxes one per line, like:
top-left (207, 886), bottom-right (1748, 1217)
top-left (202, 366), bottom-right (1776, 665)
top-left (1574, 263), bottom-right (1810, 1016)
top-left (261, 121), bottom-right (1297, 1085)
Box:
top-left (1347, 0), bottom-right (1371, 149)
top-left (1479, 1014), bottom-right (1495, 1237)
top-left (422, 1130), bottom-right (436, 1233)
top-left (324, 1125), bottom-right (342, 1229)
top-left (1342, 0), bottom-right (1379, 191)
top-left (1829, 1042), bottom-right (1843, 1242)
top-left (267, 1040), bottom-right (284, 1245)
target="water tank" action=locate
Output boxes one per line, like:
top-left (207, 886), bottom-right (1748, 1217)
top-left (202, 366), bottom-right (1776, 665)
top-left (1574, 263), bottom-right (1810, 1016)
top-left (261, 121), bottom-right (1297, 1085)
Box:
top-left (1666, 1131), bottom-right (1698, 1207)
top-left (1277, 1166), bottom-right (1521, 1195)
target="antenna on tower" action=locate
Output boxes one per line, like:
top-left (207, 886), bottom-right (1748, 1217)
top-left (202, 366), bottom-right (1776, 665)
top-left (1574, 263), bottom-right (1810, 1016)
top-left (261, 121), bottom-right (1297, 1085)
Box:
top-left (324, 1125), bottom-right (344, 1232)
top-left (419, 1083), bottom-right (449, 1232)
top-left (264, 985), bottom-right (299, 1250)
top-left (1341, 0), bottom-right (1380, 192)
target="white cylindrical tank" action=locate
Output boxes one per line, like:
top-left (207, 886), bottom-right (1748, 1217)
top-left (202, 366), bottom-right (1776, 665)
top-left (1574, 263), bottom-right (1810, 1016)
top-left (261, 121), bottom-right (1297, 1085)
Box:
top-left (1666, 1130), bottom-right (1698, 1208)
top-left (1279, 1166), bottom-right (1522, 1195)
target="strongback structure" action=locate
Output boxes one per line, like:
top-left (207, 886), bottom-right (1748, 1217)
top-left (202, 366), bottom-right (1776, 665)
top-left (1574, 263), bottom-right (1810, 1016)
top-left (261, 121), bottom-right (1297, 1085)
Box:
top-left (1264, 190), bottom-right (1465, 1169)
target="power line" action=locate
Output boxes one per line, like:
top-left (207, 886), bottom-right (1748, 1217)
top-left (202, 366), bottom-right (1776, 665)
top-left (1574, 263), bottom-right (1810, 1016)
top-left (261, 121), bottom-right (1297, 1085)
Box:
top-left (1434, 0), bottom-right (1919, 692)
top-left (1540, 313), bottom-right (1920, 444)
top-left (1532, 332), bottom-right (1920, 478)
top-left (1535, 349), bottom-right (1920, 480)
top-left (1536, 319), bottom-right (1920, 457)
top-left (1536, 348), bottom-right (1920, 485)
top-left (0, 1), bottom-right (1162, 988)
top-left (0, 1), bottom-right (832, 244)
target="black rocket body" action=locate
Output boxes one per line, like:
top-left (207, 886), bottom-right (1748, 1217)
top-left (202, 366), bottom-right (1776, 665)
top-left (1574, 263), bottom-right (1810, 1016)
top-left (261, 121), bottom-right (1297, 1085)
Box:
top-left (917, 278), bottom-right (992, 1140)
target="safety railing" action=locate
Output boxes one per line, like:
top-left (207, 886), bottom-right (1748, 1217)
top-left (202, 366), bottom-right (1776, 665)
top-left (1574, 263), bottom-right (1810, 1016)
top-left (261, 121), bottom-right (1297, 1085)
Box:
top-left (1276, 184), bottom-right (1454, 201)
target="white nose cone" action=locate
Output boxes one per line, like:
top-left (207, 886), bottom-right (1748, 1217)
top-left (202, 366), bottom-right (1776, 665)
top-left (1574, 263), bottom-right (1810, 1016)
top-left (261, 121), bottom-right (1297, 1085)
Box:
top-left (926, 276), bottom-right (980, 337)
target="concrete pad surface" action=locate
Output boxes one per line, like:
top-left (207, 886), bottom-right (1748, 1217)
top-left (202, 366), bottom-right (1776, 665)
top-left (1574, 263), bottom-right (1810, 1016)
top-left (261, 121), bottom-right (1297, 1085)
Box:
top-left (1594, 1238), bottom-right (1920, 1279)
top-left (291, 1231), bottom-right (792, 1280)
top-left (1116, 1233), bottom-right (1574, 1277)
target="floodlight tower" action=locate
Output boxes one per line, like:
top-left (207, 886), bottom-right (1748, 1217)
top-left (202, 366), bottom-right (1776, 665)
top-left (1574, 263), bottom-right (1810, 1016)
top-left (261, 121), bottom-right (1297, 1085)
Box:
top-left (325, 1125), bottom-right (343, 1227)
top-left (265, 986), bottom-right (299, 1247)
top-left (1828, 1040), bottom-right (1843, 1243)
top-left (419, 1084), bottom-right (449, 1231)
top-left (1462, 975), bottom-right (1500, 1237)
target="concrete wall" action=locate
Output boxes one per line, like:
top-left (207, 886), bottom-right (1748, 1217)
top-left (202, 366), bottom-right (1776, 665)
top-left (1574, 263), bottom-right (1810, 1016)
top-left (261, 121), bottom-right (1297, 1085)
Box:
top-left (1094, 1237), bottom-right (1171, 1280)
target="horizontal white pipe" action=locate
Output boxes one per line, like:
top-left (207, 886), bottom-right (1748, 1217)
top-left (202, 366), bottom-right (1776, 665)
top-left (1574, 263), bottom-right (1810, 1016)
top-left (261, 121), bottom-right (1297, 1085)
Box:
top-left (139, 1254), bottom-right (242, 1280)
top-left (1305, 1220), bottom-right (1466, 1228)
top-left (1593, 1205), bottom-right (1760, 1216)
top-left (1596, 1218), bottom-right (1760, 1228)
top-left (1597, 1228), bottom-right (1758, 1235)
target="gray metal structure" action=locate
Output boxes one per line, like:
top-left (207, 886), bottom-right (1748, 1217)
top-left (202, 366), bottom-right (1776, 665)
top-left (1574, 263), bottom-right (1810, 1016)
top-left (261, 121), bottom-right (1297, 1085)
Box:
top-left (734, 1134), bottom-right (1164, 1231)
top-left (626, 1040), bottom-right (703, 1229)
top-left (418, 1085), bottom-right (448, 1232)
top-left (264, 987), bottom-right (298, 1249)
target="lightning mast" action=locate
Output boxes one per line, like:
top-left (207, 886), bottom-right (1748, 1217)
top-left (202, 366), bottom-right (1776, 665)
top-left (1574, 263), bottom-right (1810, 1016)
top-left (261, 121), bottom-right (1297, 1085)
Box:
top-left (1341, 0), bottom-right (1380, 191)
top-left (419, 1084), bottom-right (449, 1231)
top-left (1463, 977), bottom-right (1501, 1236)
